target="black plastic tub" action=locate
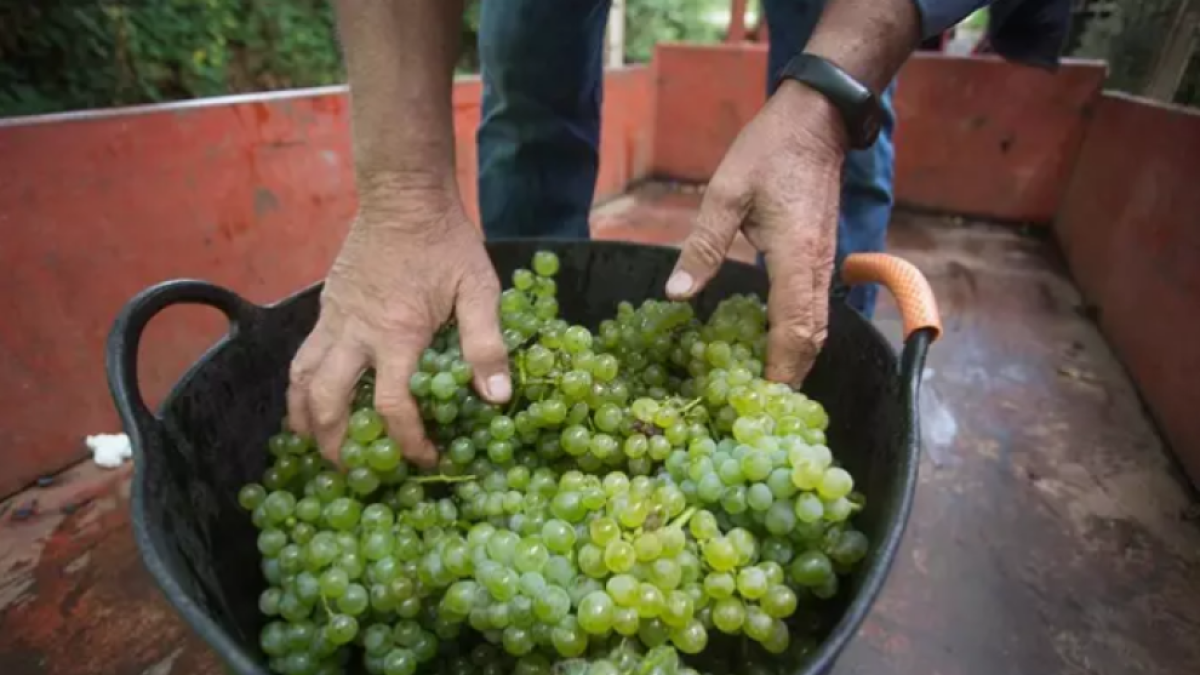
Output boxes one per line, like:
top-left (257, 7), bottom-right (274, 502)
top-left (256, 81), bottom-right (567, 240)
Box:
top-left (107, 240), bottom-right (940, 675)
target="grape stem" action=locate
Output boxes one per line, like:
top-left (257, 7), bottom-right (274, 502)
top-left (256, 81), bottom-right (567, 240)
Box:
top-left (678, 397), bottom-right (703, 414)
top-left (412, 474), bottom-right (477, 484)
top-left (669, 506), bottom-right (698, 530)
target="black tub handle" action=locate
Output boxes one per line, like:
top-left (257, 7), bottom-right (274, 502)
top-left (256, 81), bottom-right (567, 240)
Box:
top-left (106, 280), bottom-right (261, 434)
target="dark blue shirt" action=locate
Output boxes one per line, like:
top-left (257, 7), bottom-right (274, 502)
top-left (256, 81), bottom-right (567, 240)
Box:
top-left (917, 0), bottom-right (1072, 68)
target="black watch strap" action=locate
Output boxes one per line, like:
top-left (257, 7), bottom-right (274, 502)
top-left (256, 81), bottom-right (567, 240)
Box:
top-left (772, 53), bottom-right (882, 150)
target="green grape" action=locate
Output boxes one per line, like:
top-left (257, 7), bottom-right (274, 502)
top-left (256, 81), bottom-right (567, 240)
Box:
top-left (661, 590), bottom-right (695, 628)
top-left (616, 500), bottom-right (648, 528)
top-left (348, 409), bottom-right (384, 443)
top-left (589, 517), bottom-right (619, 546)
top-left (513, 538), bottom-right (549, 573)
top-left (703, 538), bottom-right (737, 572)
top-left (741, 451), bottom-right (773, 482)
top-left (503, 625), bottom-right (535, 656)
top-left (258, 587), bottom-right (282, 616)
top-left (551, 616), bottom-right (588, 658)
top-left (338, 583), bottom-right (370, 615)
top-left (263, 491), bottom-right (296, 523)
top-left (239, 484), bottom-right (267, 511)
top-left (670, 619), bottom-right (708, 654)
top-left (635, 583), bottom-right (665, 618)
top-left (612, 606), bottom-right (640, 636)
top-left (603, 540), bottom-right (636, 573)
top-left (759, 560), bottom-right (785, 586)
top-left (761, 584), bottom-right (798, 618)
top-left (606, 574), bottom-right (639, 606)
top-left (363, 623), bottom-right (394, 656)
top-left (818, 467), bottom-right (854, 500)
top-left (793, 492), bottom-right (824, 523)
top-left (824, 496), bottom-right (854, 522)
top-left (765, 500), bottom-right (797, 536)
top-left (532, 251), bottom-right (560, 277)
top-left (813, 573), bottom-right (839, 599)
top-left (577, 591), bottom-right (615, 634)
top-left (541, 520), bottom-right (574, 554)
top-left (790, 550), bottom-right (834, 587)
top-left (257, 529), bottom-right (287, 557)
top-left (534, 586), bottom-right (571, 623)
top-left (578, 544), bottom-right (608, 579)
top-left (327, 614), bottom-right (358, 645)
top-left (829, 528), bottom-right (870, 565)
top-left (744, 605), bottom-right (774, 643)
top-left (659, 526), bottom-right (686, 555)
top-left (689, 510), bottom-right (719, 540)
top-left (320, 567), bottom-right (350, 598)
top-left (747, 483), bottom-right (774, 511)
top-left (703, 572), bottom-right (735, 599)
top-left (736, 566), bottom-right (768, 599)
top-left (649, 558), bottom-right (682, 590)
top-left (634, 532), bottom-right (663, 561)
top-left (382, 648), bottom-right (417, 675)
top-left (767, 468), bottom-right (797, 499)
top-left (638, 618), bottom-right (669, 647)
top-left (544, 555), bottom-right (576, 587)
top-left (712, 597), bottom-right (746, 633)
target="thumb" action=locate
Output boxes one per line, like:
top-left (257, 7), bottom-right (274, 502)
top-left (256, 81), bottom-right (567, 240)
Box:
top-left (455, 267), bottom-right (512, 405)
top-left (667, 182), bottom-right (745, 300)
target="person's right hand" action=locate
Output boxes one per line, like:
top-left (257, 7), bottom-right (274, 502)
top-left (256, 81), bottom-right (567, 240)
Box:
top-left (286, 188), bottom-right (512, 468)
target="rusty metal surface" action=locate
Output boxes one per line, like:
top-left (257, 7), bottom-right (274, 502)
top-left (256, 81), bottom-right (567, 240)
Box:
top-left (3, 194), bottom-right (1199, 674)
top-left (1054, 92), bottom-right (1200, 488)
top-left (0, 463), bottom-right (221, 675)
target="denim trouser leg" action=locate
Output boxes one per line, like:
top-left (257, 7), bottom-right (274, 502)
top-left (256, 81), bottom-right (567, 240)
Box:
top-left (760, 0), bottom-right (896, 318)
top-left (476, 1), bottom-right (611, 240)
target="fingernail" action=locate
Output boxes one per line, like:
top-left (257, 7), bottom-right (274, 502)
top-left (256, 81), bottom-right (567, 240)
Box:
top-left (666, 270), bottom-right (694, 297)
top-left (486, 373), bottom-right (512, 402)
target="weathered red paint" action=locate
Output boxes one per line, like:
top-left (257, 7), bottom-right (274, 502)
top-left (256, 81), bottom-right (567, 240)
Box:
top-left (1054, 92), bottom-right (1200, 486)
top-left (892, 54), bottom-right (1106, 223)
top-left (0, 68), bottom-right (653, 500)
top-left (649, 44), bottom-right (1107, 223)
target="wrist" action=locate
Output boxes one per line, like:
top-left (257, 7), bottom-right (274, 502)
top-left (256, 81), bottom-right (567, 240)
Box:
top-left (770, 80), bottom-right (850, 162)
top-left (354, 170), bottom-right (466, 233)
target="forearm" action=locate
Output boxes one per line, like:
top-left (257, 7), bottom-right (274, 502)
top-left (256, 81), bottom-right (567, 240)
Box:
top-left (805, 0), bottom-right (921, 93)
top-left (333, 0), bottom-right (466, 203)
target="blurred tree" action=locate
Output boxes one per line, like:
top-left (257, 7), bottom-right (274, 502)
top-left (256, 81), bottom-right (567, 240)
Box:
top-left (624, 0), bottom-right (725, 63)
top-left (0, 0), bottom-right (724, 116)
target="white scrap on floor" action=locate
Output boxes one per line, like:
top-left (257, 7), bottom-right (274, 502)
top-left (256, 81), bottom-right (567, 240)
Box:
top-left (87, 433), bottom-right (132, 468)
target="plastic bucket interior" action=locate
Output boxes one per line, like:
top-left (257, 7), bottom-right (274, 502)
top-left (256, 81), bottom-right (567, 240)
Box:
top-left (107, 240), bottom-right (936, 675)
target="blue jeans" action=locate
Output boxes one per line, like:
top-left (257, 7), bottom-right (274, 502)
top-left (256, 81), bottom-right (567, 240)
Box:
top-left (477, 0), bottom-right (895, 316)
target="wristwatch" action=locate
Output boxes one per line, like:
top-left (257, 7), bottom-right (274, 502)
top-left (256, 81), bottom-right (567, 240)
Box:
top-left (772, 53), bottom-right (883, 150)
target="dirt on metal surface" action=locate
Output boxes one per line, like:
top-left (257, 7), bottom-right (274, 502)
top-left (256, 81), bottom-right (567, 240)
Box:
top-left (2, 191), bottom-right (1198, 674)
top-left (0, 463), bottom-right (221, 675)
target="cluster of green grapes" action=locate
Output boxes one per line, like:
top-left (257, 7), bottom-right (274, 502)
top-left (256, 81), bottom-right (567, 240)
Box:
top-left (239, 250), bottom-right (869, 675)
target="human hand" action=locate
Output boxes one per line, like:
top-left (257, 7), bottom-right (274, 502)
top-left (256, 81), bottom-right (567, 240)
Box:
top-left (287, 188), bottom-right (511, 467)
top-left (665, 81), bottom-right (849, 386)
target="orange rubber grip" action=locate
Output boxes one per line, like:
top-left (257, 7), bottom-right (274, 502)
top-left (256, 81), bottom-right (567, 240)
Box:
top-left (842, 253), bottom-right (942, 341)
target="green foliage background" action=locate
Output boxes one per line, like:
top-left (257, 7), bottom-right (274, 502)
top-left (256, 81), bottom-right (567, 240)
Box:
top-left (0, 0), bottom-right (723, 117)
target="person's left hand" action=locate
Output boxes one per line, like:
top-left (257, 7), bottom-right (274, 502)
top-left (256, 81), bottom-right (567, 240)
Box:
top-left (664, 80), bottom-right (849, 386)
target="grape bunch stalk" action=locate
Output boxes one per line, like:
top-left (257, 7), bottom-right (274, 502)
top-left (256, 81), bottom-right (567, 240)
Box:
top-left (240, 250), bottom-right (870, 675)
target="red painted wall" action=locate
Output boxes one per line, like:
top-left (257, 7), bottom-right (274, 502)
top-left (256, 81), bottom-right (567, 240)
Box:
top-left (650, 44), bottom-right (1107, 223)
top-left (1054, 93), bottom-right (1200, 486)
top-left (0, 67), bottom-right (652, 499)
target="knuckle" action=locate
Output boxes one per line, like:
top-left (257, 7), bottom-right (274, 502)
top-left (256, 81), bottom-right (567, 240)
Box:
top-left (688, 233), bottom-right (728, 267)
top-left (705, 179), bottom-right (743, 209)
top-left (309, 386), bottom-right (345, 429)
top-left (373, 390), bottom-right (412, 420)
